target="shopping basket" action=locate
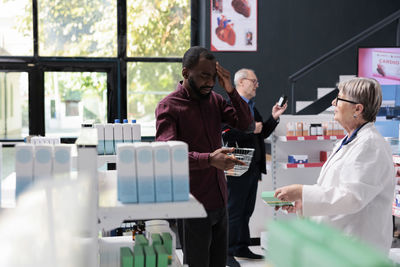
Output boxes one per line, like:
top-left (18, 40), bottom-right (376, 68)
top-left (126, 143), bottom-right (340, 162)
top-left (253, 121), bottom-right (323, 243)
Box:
top-left (224, 147), bottom-right (255, 177)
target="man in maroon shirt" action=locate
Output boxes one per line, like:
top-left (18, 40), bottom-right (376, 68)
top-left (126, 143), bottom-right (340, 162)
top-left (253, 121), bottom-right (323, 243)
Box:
top-left (155, 46), bottom-right (252, 267)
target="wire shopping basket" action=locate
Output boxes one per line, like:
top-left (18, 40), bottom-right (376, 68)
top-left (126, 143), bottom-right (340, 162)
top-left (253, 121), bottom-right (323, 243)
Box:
top-left (224, 147), bottom-right (255, 177)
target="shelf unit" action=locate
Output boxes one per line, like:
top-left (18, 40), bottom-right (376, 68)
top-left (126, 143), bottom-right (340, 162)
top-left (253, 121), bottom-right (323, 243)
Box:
top-left (270, 115), bottom-right (342, 219)
top-left (97, 170), bottom-right (206, 231)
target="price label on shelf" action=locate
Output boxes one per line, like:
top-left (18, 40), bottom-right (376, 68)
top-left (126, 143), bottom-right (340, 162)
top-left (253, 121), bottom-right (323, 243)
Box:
top-left (317, 136), bottom-right (324, 140)
top-left (298, 136), bottom-right (305, 141)
top-left (297, 164), bottom-right (305, 168)
top-left (330, 136), bottom-right (337, 140)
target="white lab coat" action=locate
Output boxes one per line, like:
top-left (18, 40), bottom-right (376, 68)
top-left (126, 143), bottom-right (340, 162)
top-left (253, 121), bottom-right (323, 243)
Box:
top-left (302, 122), bottom-right (395, 253)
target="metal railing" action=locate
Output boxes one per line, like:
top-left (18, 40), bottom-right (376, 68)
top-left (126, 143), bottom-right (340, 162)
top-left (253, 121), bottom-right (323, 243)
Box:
top-left (288, 9), bottom-right (400, 114)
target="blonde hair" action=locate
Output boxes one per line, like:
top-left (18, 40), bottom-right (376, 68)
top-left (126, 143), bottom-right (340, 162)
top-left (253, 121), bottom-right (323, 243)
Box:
top-left (338, 77), bottom-right (382, 122)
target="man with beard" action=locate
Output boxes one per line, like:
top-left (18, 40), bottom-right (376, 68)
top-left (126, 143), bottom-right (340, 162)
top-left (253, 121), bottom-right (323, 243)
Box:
top-left (155, 46), bottom-right (253, 267)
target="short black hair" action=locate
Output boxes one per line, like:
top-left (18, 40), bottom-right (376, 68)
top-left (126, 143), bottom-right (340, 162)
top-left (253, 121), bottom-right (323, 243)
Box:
top-left (182, 46), bottom-right (215, 69)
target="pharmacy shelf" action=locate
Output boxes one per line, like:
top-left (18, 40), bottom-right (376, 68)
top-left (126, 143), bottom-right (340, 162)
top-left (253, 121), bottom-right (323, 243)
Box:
top-left (278, 162), bottom-right (325, 169)
top-left (98, 171), bottom-right (207, 231)
top-left (277, 135), bottom-right (345, 142)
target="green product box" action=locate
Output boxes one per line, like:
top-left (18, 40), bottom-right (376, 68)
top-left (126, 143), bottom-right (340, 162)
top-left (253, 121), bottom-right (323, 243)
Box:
top-left (133, 245), bottom-right (145, 267)
top-left (144, 245), bottom-right (156, 267)
top-left (120, 247), bottom-right (134, 267)
top-left (135, 234), bottom-right (149, 246)
top-left (161, 232), bottom-right (172, 254)
top-left (261, 191), bottom-right (293, 206)
top-left (154, 244), bottom-right (168, 267)
top-left (161, 232), bottom-right (173, 264)
top-left (151, 233), bottom-right (163, 246)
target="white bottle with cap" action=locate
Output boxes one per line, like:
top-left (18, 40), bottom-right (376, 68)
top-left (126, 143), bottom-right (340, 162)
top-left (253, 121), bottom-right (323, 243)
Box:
top-left (122, 119), bottom-right (133, 143)
top-left (94, 124), bottom-right (105, 155)
top-left (104, 123), bottom-right (115, 155)
top-left (131, 119), bottom-right (141, 142)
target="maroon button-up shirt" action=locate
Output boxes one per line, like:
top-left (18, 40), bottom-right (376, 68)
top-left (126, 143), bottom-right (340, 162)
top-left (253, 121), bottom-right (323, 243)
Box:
top-left (155, 82), bottom-right (252, 210)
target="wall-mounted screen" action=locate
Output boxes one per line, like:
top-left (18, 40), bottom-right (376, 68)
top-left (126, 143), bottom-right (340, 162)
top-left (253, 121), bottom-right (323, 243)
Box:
top-left (358, 47), bottom-right (400, 85)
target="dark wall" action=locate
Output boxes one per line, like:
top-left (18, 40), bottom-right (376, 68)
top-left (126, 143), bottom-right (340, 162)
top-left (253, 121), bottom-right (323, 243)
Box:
top-left (196, 0), bottom-right (400, 117)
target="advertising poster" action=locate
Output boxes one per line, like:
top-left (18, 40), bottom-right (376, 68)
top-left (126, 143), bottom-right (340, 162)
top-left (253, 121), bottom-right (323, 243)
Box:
top-left (211, 0), bottom-right (257, 52)
top-left (358, 47), bottom-right (400, 85)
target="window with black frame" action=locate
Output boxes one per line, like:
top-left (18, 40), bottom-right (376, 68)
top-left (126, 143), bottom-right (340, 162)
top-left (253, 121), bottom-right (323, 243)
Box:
top-left (0, 0), bottom-right (191, 139)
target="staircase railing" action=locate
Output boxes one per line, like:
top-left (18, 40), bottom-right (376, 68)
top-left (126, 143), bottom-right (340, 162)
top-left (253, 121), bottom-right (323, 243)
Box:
top-left (288, 9), bottom-right (400, 114)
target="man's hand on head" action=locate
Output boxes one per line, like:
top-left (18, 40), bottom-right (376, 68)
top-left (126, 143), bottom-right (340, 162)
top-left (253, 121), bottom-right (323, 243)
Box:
top-left (216, 62), bottom-right (234, 94)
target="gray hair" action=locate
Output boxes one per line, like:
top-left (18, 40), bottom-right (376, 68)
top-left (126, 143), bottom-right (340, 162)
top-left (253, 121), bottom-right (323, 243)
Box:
top-left (338, 77), bottom-right (382, 122)
top-left (234, 68), bottom-right (255, 87)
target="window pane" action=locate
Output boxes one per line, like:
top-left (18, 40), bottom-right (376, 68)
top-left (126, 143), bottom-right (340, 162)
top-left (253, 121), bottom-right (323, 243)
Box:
top-left (38, 0), bottom-right (117, 57)
top-left (0, 0), bottom-right (33, 56)
top-left (45, 72), bottom-right (107, 137)
top-left (127, 0), bottom-right (190, 57)
top-left (127, 62), bottom-right (182, 136)
top-left (0, 72), bottom-right (29, 139)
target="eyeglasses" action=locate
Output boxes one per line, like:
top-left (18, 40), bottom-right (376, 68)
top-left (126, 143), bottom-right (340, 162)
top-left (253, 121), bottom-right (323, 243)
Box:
top-left (243, 78), bottom-right (259, 86)
top-left (335, 96), bottom-right (359, 106)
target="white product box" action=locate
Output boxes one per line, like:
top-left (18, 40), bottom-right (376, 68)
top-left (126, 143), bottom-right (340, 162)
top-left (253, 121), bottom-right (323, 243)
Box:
top-left (132, 122), bottom-right (141, 142)
top-left (33, 144), bottom-right (53, 181)
top-left (113, 122), bottom-right (124, 148)
top-left (95, 124), bottom-right (105, 155)
top-left (122, 123), bottom-right (133, 143)
top-left (104, 123), bottom-right (115, 155)
top-left (116, 143), bottom-right (137, 203)
top-left (168, 141), bottom-right (189, 201)
top-left (53, 144), bottom-right (72, 177)
top-left (15, 144), bottom-right (34, 198)
top-left (152, 142), bottom-right (173, 202)
top-left (134, 142), bottom-right (155, 203)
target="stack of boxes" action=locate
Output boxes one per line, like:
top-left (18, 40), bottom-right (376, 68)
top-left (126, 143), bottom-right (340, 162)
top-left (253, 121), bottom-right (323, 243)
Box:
top-left (267, 219), bottom-right (392, 267)
top-left (117, 141), bottom-right (189, 204)
top-left (15, 143), bottom-right (73, 198)
top-left (96, 120), bottom-right (141, 155)
top-left (120, 232), bottom-right (173, 267)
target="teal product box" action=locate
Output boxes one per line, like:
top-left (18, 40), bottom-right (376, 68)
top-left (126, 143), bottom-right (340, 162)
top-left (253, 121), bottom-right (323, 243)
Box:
top-left (104, 123), bottom-right (115, 155)
top-left (168, 141), bottom-right (189, 201)
top-left (53, 144), bottom-right (72, 178)
top-left (144, 245), bottom-right (156, 267)
top-left (114, 121), bottom-right (124, 148)
top-left (15, 144), bottom-right (34, 198)
top-left (135, 142), bottom-right (155, 203)
top-left (132, 120), bottom-right (141, 142)
top-left (33, 144), bottom-right (53, 181)
top-left (94, 123), bottom-right (105, 155)
top-left (117, 143), bottom-right (138, 203)
top-left (152, 142), bottom-right (173, 202)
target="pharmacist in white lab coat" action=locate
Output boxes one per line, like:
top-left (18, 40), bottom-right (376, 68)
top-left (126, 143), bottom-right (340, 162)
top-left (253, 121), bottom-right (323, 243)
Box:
top-left (275, 77), bottom-right (396, 253)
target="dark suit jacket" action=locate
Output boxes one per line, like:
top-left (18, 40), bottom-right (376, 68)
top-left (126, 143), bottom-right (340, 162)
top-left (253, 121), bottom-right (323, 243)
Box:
top-left (222, 107), bottom-right (279, 176)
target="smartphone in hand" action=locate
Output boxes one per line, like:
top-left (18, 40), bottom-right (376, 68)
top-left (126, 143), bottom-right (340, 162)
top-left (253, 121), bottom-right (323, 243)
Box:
top-left (278, 95), bottom-right (288, 107)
